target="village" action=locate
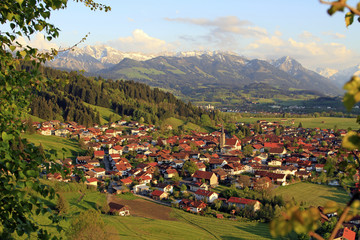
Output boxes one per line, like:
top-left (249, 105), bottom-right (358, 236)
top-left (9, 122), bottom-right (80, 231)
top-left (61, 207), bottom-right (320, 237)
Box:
top-left (35, 118), bottom-right (358, 239)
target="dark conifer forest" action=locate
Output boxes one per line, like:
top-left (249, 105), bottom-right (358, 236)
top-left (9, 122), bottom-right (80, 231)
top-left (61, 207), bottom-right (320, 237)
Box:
top-left (28, 66), bottom-right (206, 126)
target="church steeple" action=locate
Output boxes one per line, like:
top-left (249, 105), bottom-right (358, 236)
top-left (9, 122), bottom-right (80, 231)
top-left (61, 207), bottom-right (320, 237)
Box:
top-left (220, 124), bottom-right (225, 149)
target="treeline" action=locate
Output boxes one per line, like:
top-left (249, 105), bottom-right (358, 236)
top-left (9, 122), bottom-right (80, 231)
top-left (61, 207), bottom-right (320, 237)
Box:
top-left (28, 66), bottom-right (207, 125)
top-left (29, 91), bottom-right (100, 126)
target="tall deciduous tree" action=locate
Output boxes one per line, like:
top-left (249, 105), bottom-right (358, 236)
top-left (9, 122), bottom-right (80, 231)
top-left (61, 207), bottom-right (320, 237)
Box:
top-left (0, 0), bottom-right (110, 238)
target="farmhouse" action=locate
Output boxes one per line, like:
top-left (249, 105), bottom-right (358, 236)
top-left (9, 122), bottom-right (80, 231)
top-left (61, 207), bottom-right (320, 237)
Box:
top-left (192, 170), bottom-right (218, 187)
top-left (227, 197), bottom-right (261, 212)
top-left (108, 202), bottom-right (130, 216)
top-left (151, 190), bottom-right (168, 200)
top-left (194, 189), bottom-right (218, 203)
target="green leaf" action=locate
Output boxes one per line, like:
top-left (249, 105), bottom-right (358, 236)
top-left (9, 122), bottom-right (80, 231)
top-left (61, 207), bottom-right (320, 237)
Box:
top-left (34, 24), bottom-right (44, 31)
top-left (2, 132), bottom-right (13, 141)
top-left (342, 131), bottom-right (360, 150)
top-left (343, 76), bottom-right (360, 111)
top-left (6, 13), bottom-right (14, 20)
top-left (345, 12), bottom-right (354, 27)
top-left (16, 0), bottom-right (24, 5)
top-left (25, 170), bottom-right (37, 177)
top-left (9, 45), bottom-right (16, 52)
top-left (19, 50), bottom-right (27, 57)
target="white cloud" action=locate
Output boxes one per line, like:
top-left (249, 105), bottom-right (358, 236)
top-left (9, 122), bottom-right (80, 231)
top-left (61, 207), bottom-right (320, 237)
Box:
top-left (245, 32), bottom-right (355, 69)
top-left (322, 31), bottom-right (346, 39)
top-left (106, 29), bottom-right (175, 53)
top-left (299, 31), bottom-right (320, 41)
top-left (15, 33), bottom-right (58, 50)
top-left (165, 16), bottom-right (268, 51)
top-left (165, 16), bottom-right (267, 38)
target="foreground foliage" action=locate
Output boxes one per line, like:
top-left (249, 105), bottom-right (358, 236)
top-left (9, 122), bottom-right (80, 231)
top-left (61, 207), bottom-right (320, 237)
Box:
top-left (0, 0), bottom-right (109, 238)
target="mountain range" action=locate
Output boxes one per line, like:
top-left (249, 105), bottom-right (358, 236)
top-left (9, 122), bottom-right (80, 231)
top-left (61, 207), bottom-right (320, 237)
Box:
top-left (316, 65), bottom-right (360, 88)
top-left (46, 45), bottom-right (358, 107)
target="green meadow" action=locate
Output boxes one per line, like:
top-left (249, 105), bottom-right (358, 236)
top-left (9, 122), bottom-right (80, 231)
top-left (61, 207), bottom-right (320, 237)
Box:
top-left (237, 117), bottom-right (358, 130)
top-left (274, 182), bottom-right (349, 207)
top-left (22, 133), bottom-right (85, 159)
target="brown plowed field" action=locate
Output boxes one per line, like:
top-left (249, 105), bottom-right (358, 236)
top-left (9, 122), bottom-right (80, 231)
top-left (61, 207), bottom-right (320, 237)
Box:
top-left (108, 195), bottom-right (177, 221)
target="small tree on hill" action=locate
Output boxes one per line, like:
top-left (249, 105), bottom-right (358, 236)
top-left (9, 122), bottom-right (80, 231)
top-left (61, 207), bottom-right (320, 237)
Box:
top-left (56, 193), bottom-right (69, 215)
top-left (100, 200), bottom-right (110, 214)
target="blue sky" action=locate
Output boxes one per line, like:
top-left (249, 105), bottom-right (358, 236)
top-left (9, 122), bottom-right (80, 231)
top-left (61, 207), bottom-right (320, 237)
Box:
top-left (16, 0), bottom-right (360, 70)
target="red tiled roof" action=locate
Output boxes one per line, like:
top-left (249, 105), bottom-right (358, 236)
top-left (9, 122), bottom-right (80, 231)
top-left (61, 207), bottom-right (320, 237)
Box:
top-left (193, 170), bottom-right (215, 180)
top-left (94, 151), bottom-right (105, 156)
top-left (228, 196), bottom-right (258, 205)
top-left (195, 189), bottom-right (217, 197)
top-left (87, 177), bottom-right (98, 183)
top-left (151, 189), bottom-right (165, 197)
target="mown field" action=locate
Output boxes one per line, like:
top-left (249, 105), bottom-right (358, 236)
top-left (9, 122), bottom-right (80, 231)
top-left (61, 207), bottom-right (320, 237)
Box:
top-left (237, 117), bottom-right (358, 130)
top-left (274, 182), bottom-right (350, 207)
top-left (22, 133), bottom-right (85, 159)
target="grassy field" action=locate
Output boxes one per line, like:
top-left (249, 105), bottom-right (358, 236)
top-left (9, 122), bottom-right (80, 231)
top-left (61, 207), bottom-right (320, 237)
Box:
top-left (163, 117), bottom-right (210, 133)
top-left (83, 102), bottom-right (123, 124)
top-left (237, 117), bottom-right (358, 130)
top-left (22, 133), bottom-right (85, 159)
top-left (19, 181), bottom-right (273, 240)
top-left (274, 182), bottom-right (350, 207)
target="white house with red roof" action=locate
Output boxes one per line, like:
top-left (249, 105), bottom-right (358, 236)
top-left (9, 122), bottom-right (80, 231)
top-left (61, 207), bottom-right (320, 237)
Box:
top-left (94, 150), bottom-right (105, 159)
top-left (227, 197), bottom-right (261, 212)
top-left (86, 177), bottom-right (99, 186)
top-left (194, 189), bottom-right (218, 203)
top-left (92, 168), bottom-right (106, 178)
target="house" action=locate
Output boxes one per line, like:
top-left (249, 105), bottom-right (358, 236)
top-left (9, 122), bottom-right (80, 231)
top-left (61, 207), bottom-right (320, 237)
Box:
top-left (92, 168), bottom-right (106, 178)
top-left (109, 145), bottom-right (123, 155)
top-left (76, 156), bottom-right (91, 164)
top-left (222, 163), bottom-right (243, 175)
top-left (164, 169), bottom-right (178, 179)
top-left (212, 168), bottom-right (227, 181)
top-left (38, 127), bottom-right (54, 136)
top-left (179, 199), bottom-right (207, 213)
top-left (151, 190), bottom-right (168, 200)
top-left (295, 171), bottom-right (312, 179)
top-left (268, 147), bottom-right (287, 157)
top-left (255, 171), bottom-right (287, 185)
top-left (188, 182), bottom-right (209, 192)
top-left (54, 128), bottom-right (70, 137)
top-left (224, 138), bottom-right (242, 150)
top-left (192, 170), bottom-right (218, 187)
top-left (133, 183), bottom-right (150, 194)
top-left (94, 151), bottom-right (105, 159)
top-left (227, 197), bottom-right (261, 212)
top-left (154, 183), bottom-right (173, 193)
top-left (334, 227), bottom-right (355, 240)
top-left (315, 164), bottom-right (325, 172)
top-left (108, 202), bottom-right (130, 216)
top-left (120, 177), bottom-right (133, 186)
top-left (194, 189), bottom-right (218, 203)
top-left (85, 177), bottom-right (99, 186)
top-left (268, 159), bottom-right (283, 167)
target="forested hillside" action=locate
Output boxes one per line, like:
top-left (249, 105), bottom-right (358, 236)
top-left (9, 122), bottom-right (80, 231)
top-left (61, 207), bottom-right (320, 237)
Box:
top-left (28, 66), bottom-right (208, 126)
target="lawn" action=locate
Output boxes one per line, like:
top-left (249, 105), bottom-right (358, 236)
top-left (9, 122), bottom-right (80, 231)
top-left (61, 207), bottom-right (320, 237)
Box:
top-left (274, 182), bottom-right (350, 207)
top-left (22, 133), bottom-right (85, 159)
top-left (237, 117), bottom-right (358, 130)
